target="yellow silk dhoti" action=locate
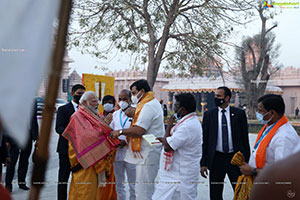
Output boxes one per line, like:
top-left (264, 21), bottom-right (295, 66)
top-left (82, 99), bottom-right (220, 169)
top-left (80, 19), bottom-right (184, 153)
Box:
top-left (68, 143), bottom-right (98, 200)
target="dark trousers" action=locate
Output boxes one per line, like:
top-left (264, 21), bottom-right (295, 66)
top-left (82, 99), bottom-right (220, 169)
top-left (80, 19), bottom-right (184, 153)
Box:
top-left (5, 140), bottom-right (32, 187)
top-left (57, 153), bottom-right (71, 200)
top-left (209, 151), bottom-right (241, 200)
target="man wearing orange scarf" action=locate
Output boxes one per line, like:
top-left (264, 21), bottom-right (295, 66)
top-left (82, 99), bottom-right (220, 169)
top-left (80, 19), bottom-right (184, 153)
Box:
top-left (63, 91), bottom-right (119, 200)
top-left (240, 94), bottom-right (300, 182)
top-left (111, 79), bottom-right (165, 200)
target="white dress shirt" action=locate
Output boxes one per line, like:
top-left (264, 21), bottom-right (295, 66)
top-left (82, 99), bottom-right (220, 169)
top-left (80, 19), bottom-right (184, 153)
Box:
top-left (216, 106), bottom-right (234, 153)
top-left (71, 100), bottom-right (79, 112)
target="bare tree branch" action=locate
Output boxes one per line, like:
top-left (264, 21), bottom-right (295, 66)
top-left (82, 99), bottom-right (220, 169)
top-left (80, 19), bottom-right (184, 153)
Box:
top-left (109, 5), bottom-right (149, 44)
top-left (179, 0), bottom-right (210, 13)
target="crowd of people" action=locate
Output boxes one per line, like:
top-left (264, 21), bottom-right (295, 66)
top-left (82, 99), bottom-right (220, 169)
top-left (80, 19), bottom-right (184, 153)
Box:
top-left (0, 80), bottom-right (300, 200)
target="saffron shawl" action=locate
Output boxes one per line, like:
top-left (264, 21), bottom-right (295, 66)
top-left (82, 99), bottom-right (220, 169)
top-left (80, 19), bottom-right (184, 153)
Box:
top-left (63, 106), bottom-right (119, 169)
top-left (254, 115), bottom-right (288, 168)
top-left (129, 91), bottom-right (154, 156)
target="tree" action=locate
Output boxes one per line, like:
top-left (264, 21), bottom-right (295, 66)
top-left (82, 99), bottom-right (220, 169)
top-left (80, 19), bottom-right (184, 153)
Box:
top-left (69, 0), bottom-right (253, 88)
top-left (235, 3), bottom-right (280, 119)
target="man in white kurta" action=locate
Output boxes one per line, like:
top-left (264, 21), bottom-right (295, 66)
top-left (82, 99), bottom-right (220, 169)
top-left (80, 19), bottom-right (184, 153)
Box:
top-left (110, 95), bottom-right (136, 200)
top-left (152, 93), bottom-right (203, 200)
top-left (110, 80), bottom-right (165, 200)
top-left (248, 122), bottom-right (300, 169)
top-left (124, 98), bottom-right (164, 200)
top-left (240, 94), bottom-right (300, 177)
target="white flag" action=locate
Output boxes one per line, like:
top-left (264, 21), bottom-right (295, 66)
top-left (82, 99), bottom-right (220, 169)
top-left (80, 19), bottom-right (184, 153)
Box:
top-left (0, 0), bottom-right (60, 147)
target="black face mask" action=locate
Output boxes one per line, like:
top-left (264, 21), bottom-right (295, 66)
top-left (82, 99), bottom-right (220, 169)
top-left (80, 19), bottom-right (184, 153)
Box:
top-left (73, 95), bottom-right (82, 103)
top-left (214, 98), bottom-right (225, 107)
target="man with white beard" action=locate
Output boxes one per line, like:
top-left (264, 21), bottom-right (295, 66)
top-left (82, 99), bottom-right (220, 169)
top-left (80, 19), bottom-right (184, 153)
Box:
top-left (62, 91), bottom-right (119, 200)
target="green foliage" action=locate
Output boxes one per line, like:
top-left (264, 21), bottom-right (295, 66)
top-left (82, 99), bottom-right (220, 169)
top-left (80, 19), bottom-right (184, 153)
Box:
top-left (69, 0), bottom-right (254, 79)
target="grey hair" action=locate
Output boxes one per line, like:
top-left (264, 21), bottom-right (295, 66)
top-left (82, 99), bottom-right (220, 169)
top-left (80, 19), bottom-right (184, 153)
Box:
top-left (79, 91), bottom-right (97, 104)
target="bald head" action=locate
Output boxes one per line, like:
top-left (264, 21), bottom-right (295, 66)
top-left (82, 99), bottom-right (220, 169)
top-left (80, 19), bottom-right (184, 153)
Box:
top-left (120, 89), bottom-right (131, 99)
top-left (118, 89), bottom-right (131, 110)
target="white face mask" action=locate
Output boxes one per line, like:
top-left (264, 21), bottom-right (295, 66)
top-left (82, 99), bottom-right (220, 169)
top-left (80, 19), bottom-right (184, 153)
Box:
top-left (119, 101), bottom-right (129, 110)
top-left (131, 91), bottom-right (142, 105)
top-left (103, 103), bottom-right (114, 112)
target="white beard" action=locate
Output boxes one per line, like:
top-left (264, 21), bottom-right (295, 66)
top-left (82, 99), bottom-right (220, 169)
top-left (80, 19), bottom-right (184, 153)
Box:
top-left (87, 104), bottom-right (98, 115)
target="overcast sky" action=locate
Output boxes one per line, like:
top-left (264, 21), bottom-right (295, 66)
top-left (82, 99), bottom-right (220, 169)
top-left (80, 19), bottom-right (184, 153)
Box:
top-left (68, 4), bottom-right (300, 76)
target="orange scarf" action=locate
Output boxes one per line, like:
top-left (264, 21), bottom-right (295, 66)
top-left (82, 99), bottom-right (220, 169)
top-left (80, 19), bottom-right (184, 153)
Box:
top-left (129, 91), bottom-right (154, 157)
top-left (63, 106), bottom-right (119, 169)
top-left (254, 115), bottom-right (288, 168)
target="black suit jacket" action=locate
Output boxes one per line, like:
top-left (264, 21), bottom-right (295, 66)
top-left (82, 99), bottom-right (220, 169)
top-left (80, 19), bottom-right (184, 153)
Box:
top-left (200, 106), bottom-right (250, 170)
top-left (0, 135), bottom-right (9, 164)
top-left (30, 100), bottom-right (39, 141)
top-left (55, 102), bottom-right (75, 155)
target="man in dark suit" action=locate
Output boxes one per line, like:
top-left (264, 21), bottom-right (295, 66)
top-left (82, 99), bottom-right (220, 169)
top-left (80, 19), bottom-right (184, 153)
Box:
top-left (0, 134), bottom-right (10, 182)
top-left (56, 84), bottom-right (85, 200)
top-left (200, 86), bottom-right (250, 200)
top-left (5, 99), bottom-right (39, 192)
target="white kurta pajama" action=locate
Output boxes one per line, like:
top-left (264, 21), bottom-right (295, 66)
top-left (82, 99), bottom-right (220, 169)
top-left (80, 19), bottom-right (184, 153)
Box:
top-left (152, 112), bottom-right (203, 200)
top-left (248, 122), bottom-right (300, 169)
top-left (110, 109), bottom-right (136, 200)
top-left (124, 99), bottom-right (165, 200)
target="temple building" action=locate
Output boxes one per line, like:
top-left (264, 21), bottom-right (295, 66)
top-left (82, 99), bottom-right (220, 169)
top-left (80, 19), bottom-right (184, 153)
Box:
top-left (161, 75), bottom-right (282, 113)
top-left (37, 51), bottom-right (78, 101)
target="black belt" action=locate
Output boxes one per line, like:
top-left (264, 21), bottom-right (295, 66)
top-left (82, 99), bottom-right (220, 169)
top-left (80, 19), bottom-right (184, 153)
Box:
top-left (71, 163), bottom-right (83, 173)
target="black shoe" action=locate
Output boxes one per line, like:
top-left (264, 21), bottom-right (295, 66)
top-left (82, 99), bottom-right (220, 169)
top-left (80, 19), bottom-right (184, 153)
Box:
top-left (19, 184), bottom-right (30, 190)
top-left (5, 184), bottom-right (12, 192)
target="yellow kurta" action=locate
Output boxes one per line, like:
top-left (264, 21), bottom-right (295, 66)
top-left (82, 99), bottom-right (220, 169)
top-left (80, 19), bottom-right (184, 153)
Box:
top-left (68, 142), bottom-right (98, 200)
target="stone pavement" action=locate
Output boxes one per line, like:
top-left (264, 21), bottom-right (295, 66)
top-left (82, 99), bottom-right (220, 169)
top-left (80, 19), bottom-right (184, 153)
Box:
top-left (8, 117), bottom-right (257, 200)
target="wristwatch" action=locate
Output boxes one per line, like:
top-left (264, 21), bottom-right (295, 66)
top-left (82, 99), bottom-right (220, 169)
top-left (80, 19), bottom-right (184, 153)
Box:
top-left (119, 130), bottom-right (123, 135)
top-left (252, 168), bottom-right (257, 176)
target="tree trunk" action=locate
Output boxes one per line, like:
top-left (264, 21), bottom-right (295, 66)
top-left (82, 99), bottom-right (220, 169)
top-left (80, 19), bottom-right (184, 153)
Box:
top-left (147, 40), bottom-right (157, 89)
top-left (147, 60), bottom-right (157, 89)
top-left (240, 5), bottom-right (274, 119)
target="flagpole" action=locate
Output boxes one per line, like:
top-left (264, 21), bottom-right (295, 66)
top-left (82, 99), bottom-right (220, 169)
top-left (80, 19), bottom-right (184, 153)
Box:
top-left (28, 0), bottom-right (73, 199)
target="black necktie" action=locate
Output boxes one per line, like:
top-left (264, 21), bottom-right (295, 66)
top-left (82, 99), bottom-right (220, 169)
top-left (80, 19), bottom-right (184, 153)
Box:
top-left (221, 109), bottom-right (229, 153)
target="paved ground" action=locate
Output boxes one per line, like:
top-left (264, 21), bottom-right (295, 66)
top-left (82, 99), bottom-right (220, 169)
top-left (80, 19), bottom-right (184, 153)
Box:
top-left (6, 117), bottom-right (258, 200)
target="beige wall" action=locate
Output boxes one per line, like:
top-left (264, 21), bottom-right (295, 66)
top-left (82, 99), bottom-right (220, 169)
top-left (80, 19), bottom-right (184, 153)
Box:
top-left (279, 86), bottom-right (300, 116)
top-left (272, 66), bottom-right (300, 117)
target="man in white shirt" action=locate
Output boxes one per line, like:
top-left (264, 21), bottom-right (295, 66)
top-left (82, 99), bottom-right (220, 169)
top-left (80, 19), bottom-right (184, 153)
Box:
top-left (110, 89), bottom-right (136, 200)
top-left (240, 94), bottom-right (300, 178)
top-left (153, 93), bottom-right (203, 200)
top-left (111, 79), bottom-right (165, 200)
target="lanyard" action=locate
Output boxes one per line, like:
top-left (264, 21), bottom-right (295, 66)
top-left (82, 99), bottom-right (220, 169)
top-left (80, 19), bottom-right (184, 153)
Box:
top-left (119, 111), bottom-right (129, 129)
top-left (254, 120), bottom-right (279, 150)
